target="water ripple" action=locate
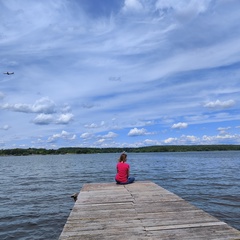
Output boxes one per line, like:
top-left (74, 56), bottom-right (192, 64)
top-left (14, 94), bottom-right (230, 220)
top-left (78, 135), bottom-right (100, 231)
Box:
top-left (0, 152), bottom-right (239, 239)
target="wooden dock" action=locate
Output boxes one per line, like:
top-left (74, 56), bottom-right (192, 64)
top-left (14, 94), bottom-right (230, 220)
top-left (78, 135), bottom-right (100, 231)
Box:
top-left (59, 181), bottom-right (240, 240)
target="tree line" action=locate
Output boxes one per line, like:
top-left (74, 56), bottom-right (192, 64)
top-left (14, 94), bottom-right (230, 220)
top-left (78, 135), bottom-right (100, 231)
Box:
top-left (1, 145), bottom-right (240, 156)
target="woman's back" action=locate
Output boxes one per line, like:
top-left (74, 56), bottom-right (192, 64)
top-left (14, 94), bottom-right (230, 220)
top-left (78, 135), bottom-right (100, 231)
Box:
top-left (115, 152), bottom-right (135, 184)
top-left (115, 162), bottom-right (129, 183)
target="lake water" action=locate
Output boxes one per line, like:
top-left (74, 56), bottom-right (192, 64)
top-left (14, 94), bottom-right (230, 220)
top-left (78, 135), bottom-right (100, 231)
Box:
top-left (0, 151), bottom-right (239, 239)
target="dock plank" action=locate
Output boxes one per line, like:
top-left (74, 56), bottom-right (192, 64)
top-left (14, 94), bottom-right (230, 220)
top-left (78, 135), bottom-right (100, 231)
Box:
top-left (59, 181), bottom-right (240, 240)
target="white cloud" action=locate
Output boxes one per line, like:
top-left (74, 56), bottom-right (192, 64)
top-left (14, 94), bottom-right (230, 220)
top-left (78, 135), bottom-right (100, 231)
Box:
top-left (217, 127), bottom-right (231, 135)
top-left (102, 131), bottom-right (118, 138)
top-left (144, 120), bottom-right (155, 126)
top-left (202, 133), bottom-right (240, 143)
top-left (70, 134), bottom-right (76, 140)
top-left (1, 97), bottom-right (56, 114)
top-left (204, 99), bottom-right (236, 109)
top-left (56, 113), bottom-right (74, 124)
top-left (80, 132), bottom-right (93, 139)
top-left (96, 139), bottom-right (105, 144)
top-left (144, 139), bottom-right (160, 145)
top-left (32, 97), bottom-right (56, 113)
top-left (84, 121), bottom-right (105, 128)
top-left (128, 127), bottom-right (148, 136)
top-left (84, 123), bottom-right (98, 128)
top-left (164, 135), bottom-right (200, 144)
top-left (33, 114), bottom-right (53, 125)
top-left (217, 127), bottom-right (231, 131)
top-left (164, 137), bottom-right (177, 144)
top-left (93, 131), bottom-right (118, 144)
top-left (33, 109), bottom-right (73, 125)
top-left (216, 134), bottom-right (239, 140)
top-left (47, 130), bottom-right (76, 143)
top-left (171, 122), bottom-right (188, 129)
top-left (181, 135), bottom-right (199, 143)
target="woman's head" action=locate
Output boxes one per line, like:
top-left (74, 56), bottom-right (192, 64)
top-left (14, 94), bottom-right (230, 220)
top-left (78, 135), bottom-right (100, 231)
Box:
top-left (119, 152), bottom-right (127, 162)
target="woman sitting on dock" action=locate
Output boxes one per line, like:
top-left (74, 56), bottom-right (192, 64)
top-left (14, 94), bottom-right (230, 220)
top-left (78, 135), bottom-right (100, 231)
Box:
top-left (115, 152), bottom-right (135, 184)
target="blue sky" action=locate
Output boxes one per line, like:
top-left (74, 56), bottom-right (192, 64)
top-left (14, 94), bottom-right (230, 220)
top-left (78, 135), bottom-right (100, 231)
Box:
top-left (1, 0), bottom-right (240, 149)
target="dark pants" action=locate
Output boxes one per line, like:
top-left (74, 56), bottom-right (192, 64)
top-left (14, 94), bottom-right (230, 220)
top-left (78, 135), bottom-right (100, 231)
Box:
top-left (115, 177), bottom-right (135, 185)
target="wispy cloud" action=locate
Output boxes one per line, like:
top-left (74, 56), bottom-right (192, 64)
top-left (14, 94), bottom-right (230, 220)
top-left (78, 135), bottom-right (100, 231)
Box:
top-left (203, 100), bottom-right (236, 109)
top-left (1, 0), bottom-right (240, 148)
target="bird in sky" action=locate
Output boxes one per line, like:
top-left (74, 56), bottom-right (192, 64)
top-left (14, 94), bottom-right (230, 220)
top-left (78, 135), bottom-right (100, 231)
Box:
top-left (3, 72), bottom-right (14, 75)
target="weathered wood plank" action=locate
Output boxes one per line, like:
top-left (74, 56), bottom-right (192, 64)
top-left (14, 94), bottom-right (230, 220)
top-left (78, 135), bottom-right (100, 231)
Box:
top-left (59, 181), bottom-right (240, 240)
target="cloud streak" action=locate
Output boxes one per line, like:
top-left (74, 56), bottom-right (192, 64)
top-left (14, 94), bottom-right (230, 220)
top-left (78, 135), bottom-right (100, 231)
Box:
top-left (204, 100), bottom-right (236, 109)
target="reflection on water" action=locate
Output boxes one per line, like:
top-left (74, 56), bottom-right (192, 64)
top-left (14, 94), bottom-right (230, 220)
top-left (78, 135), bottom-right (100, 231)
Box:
top-left (0, 152), bottom-right (239, 239)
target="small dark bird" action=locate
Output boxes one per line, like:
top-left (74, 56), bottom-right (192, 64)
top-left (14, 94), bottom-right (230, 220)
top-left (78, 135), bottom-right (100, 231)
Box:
top-left (3, 72), bottom-right (14, 75)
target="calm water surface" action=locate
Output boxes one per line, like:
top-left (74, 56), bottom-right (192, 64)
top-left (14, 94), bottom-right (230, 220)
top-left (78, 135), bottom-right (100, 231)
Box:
top-left (0, 151), bottom-right (239, 239)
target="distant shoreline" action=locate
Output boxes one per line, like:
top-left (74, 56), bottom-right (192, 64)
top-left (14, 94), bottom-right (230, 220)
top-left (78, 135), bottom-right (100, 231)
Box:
top-left (1, 145), bottom-right (240, 156)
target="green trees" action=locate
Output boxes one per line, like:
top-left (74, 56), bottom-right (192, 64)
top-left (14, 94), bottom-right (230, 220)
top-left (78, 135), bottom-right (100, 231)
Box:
top-left (0, 145), bottom-right (240, 156)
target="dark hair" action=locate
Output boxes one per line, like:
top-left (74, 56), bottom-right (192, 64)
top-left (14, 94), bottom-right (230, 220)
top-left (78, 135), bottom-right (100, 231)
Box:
top-left (118, 153), bottom-right (127, 162)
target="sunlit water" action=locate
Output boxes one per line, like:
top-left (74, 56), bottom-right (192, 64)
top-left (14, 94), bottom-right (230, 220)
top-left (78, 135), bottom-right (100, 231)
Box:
top-left (0, 152), bottom-right (239, 239)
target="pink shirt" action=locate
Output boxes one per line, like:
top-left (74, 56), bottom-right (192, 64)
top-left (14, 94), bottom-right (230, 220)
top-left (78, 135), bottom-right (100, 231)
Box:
top-left (115, 162), bottom-right (129, 183)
